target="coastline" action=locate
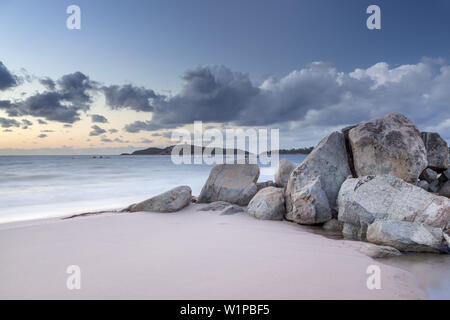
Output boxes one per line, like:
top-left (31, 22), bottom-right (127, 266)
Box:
top-left (0, 204), bottom-right (426, 300)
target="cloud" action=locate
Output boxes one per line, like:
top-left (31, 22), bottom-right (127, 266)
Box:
top-left (37, 134), bottom-right (47, 139)
top-left (39, 77), bottom-right (56, 90)
top-left (91, 114), bottom-right (108, 123)
top-left (21, 119), bottom-right (33, 129)
top-left (64, 124), bottom-right (73, 128)
top-left (0, 61), bottom-right (18, 90)
top-left (0, 117), bottom-right (20, 128)
top-left (101, 136), bottom-right (113, 143)
top-left (121, 60), bottom-right (450, 145)
top-left (109, 128), bottom-right (118, 134)
top-left (90, 125), bottom-right (107, 136)
top-left (140, 138), bottom-right (153, 143)
top-left (0, 71), bottom-right (97, 123)
top-left (37, 119), bottom-right (48, 125)
top-left (114, 137), bottom-right (129, 143)
top-left (102, 84), bottom-right (163, 112)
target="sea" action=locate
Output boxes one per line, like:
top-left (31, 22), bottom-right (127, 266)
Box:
top-left (0, 154), bottom-right (306, 224)
top-left (0, 154), bottom-right (448, 299)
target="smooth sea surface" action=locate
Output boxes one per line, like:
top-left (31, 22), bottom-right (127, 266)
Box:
top-left (0, 154), bottom-right (306, 224)
top-left (0, 154), bottom-right (448, 299)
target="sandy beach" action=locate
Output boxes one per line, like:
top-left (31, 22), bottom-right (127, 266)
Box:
top-left (0, 204), bottom-right (426, 300)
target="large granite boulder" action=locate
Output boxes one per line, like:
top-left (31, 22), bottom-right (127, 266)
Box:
top-left (421, 132), bottom-right (449, 171)
top-left (198, 164), bottom-right (259, 206)
top-left (367, 220), bottom-right (447, 253)
top-left (129, 186), bottom-right (192, 213)
top-left (247, 187), bottom-right (285, 220)
top-left (349, 113), bottom-right (427, 183)
top-left (338, 175), bottom-right (450, 240)
top-left (286, 132), bottom-right (351, 224)
top-left (274, 159), bottom-right (295, 188)
top-left (286, 177), bottom-right (332, 224)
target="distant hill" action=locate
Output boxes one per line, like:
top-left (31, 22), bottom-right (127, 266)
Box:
top-left (261, 147), bottom-right (314, 156)
top-left (121, 145), bottom-right (313, 156)
top-left (121, 145), bottom-right (251, 156)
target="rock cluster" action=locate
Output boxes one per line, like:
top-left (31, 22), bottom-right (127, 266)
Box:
top-left (124, 112), bottom-right (449, 254)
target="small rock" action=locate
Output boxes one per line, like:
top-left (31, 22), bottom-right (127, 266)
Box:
top-left (247, 187), bottom-right (285, 220)
top-left (439, 181), bottom-right (450, 198)
top-left (429, 180), bottom-right (440, 193)
top-left (342, 240), bottom-right (402, 258)
top-left (323, 219), bottom-right (344, 232)
top-left (274, 159), bottom-right (295, 188)
top-left (130, 186), bottom-right (192, 213)
top-left (419, 168), bottom-right (438, 184)
top-left (220, 205), bottom-right (244, 215)
top-left (444, 169), bottom-right (450, 180)
top-left (416, 180), bottom-right (430, 191)
top-left (198, 201), bottom-right (231, 211)
top-left (256, 180), bottom-right (276, 191)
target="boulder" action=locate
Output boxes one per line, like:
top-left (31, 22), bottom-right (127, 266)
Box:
top-left (198, 164), bottom-right (259, 206)
top-left (367, 220), bottom-right (447, 253)
top-left (220, 205), bottom-right (244, 215)
top-left (439, 181), bottom-right (450, 198)
top-left (338, 175), bottom-right (450, 240)
top-left (421, 132), bottom-right (449, 171)
top-left (349, 113), bottom-right (427, 183)
top-left (247, 187), bottom-right (285, 220)
top-left (323, 219), bottom-right (344, 232)
top-left (286, 177), bottom-right (332, 225)
top-left (286, 131), bottom-right (351, 224)
top-left (130, 186), bottom-right (192, 213)
top-left (274, 159), bottom-right (295, 188)
top-left (419, 168), bottom-right (438, 184)
top-left (341, 240), bottom-right (401, 258)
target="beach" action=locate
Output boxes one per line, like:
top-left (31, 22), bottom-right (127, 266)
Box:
top-left (0, 204), bottom-right (426, 300)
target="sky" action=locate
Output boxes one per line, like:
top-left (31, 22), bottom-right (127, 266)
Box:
top-left (0, 0), bottom-right (450, 155)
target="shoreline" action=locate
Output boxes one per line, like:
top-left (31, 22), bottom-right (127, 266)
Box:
top-left (0, 204), bottom-right (426, 299)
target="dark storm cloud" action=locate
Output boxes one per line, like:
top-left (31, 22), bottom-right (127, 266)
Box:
top-left (89, 125), bottom-right (107, 136)
top-left (102, 84), bottom-right (163, 112)
top-left (0, 72), bottom-right (97, 123)
top-left (0, 61), bottom-right (18, 90)
top-left (39, 77), bottom-right (56, 90)
top-left (91, 114), bottom-right (108, 123)
top-left (0, 117), bottom-right (20, 128)
top-left (122, 61), bottom-right (450, 140)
